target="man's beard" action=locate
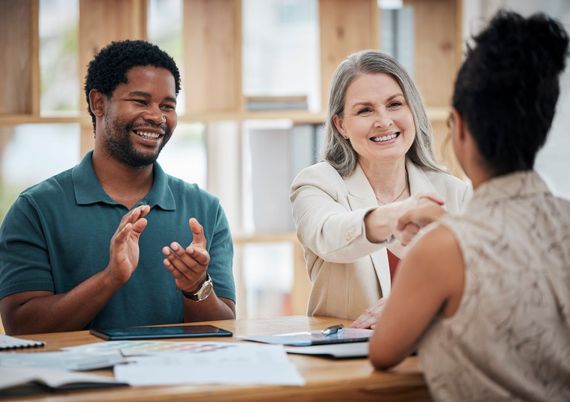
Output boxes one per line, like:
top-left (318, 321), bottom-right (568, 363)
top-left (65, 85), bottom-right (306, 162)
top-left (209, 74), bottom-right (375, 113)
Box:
top-left (104, 114), bottom-right (172, 168)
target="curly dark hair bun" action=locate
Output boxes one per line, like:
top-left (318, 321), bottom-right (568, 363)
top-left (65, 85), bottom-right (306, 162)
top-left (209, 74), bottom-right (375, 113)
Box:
top-left (453, 10), bottom-right (569, 175)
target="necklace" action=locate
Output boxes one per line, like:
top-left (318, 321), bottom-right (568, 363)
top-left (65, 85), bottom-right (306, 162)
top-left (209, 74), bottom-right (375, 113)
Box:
top-left (375, 181), bottom-right (409, 205)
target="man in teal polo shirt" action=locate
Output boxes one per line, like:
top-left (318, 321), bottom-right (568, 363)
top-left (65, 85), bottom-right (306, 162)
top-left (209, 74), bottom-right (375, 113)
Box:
top-left (0, 40), bottom-right (236, 334)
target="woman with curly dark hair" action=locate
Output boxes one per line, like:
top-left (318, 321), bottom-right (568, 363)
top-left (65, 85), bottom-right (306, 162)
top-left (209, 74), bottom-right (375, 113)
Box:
top-left (369, 10), bottom-right (570, 401)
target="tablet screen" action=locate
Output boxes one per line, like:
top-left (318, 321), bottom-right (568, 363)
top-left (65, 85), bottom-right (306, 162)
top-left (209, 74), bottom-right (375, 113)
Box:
top-left (90, 325), bottom-right (233, 340)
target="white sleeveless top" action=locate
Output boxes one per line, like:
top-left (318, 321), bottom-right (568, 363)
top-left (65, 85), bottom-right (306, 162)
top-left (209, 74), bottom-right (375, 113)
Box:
top-left (418, 171), bottom-right (570, 402)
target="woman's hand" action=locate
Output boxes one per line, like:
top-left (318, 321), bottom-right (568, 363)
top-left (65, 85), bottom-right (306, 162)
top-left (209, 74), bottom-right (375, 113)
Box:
top-left (396, 198), bottom-right (448, 246)
top-left (365, 193), bottom-right (444, 246)
top-left (350, 298), bottom-right (387, 329)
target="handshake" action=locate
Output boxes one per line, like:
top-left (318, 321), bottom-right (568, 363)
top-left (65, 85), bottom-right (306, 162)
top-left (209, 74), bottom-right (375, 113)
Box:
top-left (395, 194), bottom-right (447, 247)
top-left (364, 193), bottom-right (449, 255)
top-left (354, 194), bottom-right (450, 330)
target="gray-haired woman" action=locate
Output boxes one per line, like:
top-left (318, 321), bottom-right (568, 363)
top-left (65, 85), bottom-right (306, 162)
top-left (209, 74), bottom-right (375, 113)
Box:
top-left (290, 50), bottom-right (470, 327)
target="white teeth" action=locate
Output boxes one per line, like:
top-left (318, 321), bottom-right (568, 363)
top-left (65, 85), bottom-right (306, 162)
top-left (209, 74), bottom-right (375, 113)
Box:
top-left (371, 133), bottom-right (397, 142)
top-left (370, 133), bottom-right (398, 142)
top-left (136, 131), bottom-right (160, 139)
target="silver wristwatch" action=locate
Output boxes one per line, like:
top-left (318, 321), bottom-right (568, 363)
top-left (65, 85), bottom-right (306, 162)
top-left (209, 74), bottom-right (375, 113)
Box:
top-left (181, 274), bottom-right (213, 301)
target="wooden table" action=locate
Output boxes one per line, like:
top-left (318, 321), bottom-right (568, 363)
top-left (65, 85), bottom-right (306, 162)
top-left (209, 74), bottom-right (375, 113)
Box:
top-left (1, 316), bottom-right (431, 402)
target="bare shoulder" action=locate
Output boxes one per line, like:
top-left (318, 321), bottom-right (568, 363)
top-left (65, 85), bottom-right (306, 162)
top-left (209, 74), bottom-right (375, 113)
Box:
top-left (409, 224), bottom-right (462, 263)
top-left (402, 224), bottom-right (465, 310)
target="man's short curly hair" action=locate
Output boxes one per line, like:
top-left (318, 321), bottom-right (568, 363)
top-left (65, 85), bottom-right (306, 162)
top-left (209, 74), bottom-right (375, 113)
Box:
top-left (84, 40), bottom-right (181, 131)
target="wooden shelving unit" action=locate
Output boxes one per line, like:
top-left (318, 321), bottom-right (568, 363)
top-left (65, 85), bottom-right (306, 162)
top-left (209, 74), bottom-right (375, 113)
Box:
top-left (0, 0), bottom-right (464, 317)
top-left (0, 0), bottom-right (40, 117)
top-left (0, 0), bottom-right (463, 171)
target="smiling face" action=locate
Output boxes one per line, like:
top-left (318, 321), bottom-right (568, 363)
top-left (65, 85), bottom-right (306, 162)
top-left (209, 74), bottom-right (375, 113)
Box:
top-left (333, 73), bottom-right (416, 166)
top-left (99, 66), bottom-right (177, 168)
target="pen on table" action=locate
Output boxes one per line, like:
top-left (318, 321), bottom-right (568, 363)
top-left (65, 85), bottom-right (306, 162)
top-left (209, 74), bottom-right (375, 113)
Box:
top-left (321, 324), bottom-right (344, 336)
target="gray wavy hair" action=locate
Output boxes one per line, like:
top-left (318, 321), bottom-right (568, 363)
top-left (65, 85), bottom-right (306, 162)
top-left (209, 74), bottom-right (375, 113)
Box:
top-left (322, 50), bottom-right (442, 177)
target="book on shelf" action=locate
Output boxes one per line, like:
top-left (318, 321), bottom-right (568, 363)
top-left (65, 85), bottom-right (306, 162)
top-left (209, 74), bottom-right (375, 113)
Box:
top-left (245, 95), bottom-right (309, 111)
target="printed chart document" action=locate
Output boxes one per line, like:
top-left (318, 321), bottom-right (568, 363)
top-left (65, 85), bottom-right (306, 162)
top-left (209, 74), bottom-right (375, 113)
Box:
top-left (0, 367), bottom-right (127, 397)
top-left (241, 328), bottom-right (373, 346)
top-left (64, 340), bottom-right (237, 356)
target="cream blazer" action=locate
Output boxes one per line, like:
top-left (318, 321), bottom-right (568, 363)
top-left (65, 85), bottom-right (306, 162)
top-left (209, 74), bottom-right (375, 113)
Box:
top-left (290, 159), bottom-right (471, 320)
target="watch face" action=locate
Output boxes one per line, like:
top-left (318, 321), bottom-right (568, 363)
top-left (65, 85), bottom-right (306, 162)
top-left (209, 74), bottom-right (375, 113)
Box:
top-left (196, 279), bottom-right (213, 300)
top-left (183, 275), bottom-right (213, 301)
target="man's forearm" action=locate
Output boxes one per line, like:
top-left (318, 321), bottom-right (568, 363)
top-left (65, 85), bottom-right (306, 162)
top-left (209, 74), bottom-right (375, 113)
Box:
top-left (1, 269), bottom-right (122, 334)
top-left (182, 291), bottom-right (236, 322)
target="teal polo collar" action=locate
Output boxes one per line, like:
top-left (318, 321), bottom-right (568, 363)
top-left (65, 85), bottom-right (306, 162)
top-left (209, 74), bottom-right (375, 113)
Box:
top-left (144, 161), bottom-right (176, 211)
top-left (72, 151), bottom-right (176, 211)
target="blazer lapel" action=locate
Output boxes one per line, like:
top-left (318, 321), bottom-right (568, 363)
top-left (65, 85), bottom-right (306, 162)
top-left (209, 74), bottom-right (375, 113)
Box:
top-left (407, 159), bottom-right (439, 196)
top-left (344, 164), bottom-right (392, 298)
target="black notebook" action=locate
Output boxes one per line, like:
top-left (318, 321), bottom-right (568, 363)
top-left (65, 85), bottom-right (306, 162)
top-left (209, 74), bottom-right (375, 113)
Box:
top-left (0, 335), bottom-right (45, 351)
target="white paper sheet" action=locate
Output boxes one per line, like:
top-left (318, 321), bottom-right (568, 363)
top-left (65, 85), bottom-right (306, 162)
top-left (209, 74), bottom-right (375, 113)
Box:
top-left (0, 367), bottom-right (125, 391)
top-left (113, 343), bottom-right (304, 386)
top-left (0, 350), bottom-right (125, 371)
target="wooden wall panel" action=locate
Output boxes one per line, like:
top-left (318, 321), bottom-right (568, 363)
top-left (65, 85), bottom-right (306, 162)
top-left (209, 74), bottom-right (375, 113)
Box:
top-left (405, 0), bottom-right (461, 107)
top-left (79, 0), bottom-right (147, 64)
top-left (319, 0), bottom-right (378, 109)
top-left (183, 0), bottom-right (242, 114)
top-left (78, 0), bottom-right (147, 154)
top-left (0, 127), bottom-right (11, 191)
top-left (0, 0), bottom-right (39, 115)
